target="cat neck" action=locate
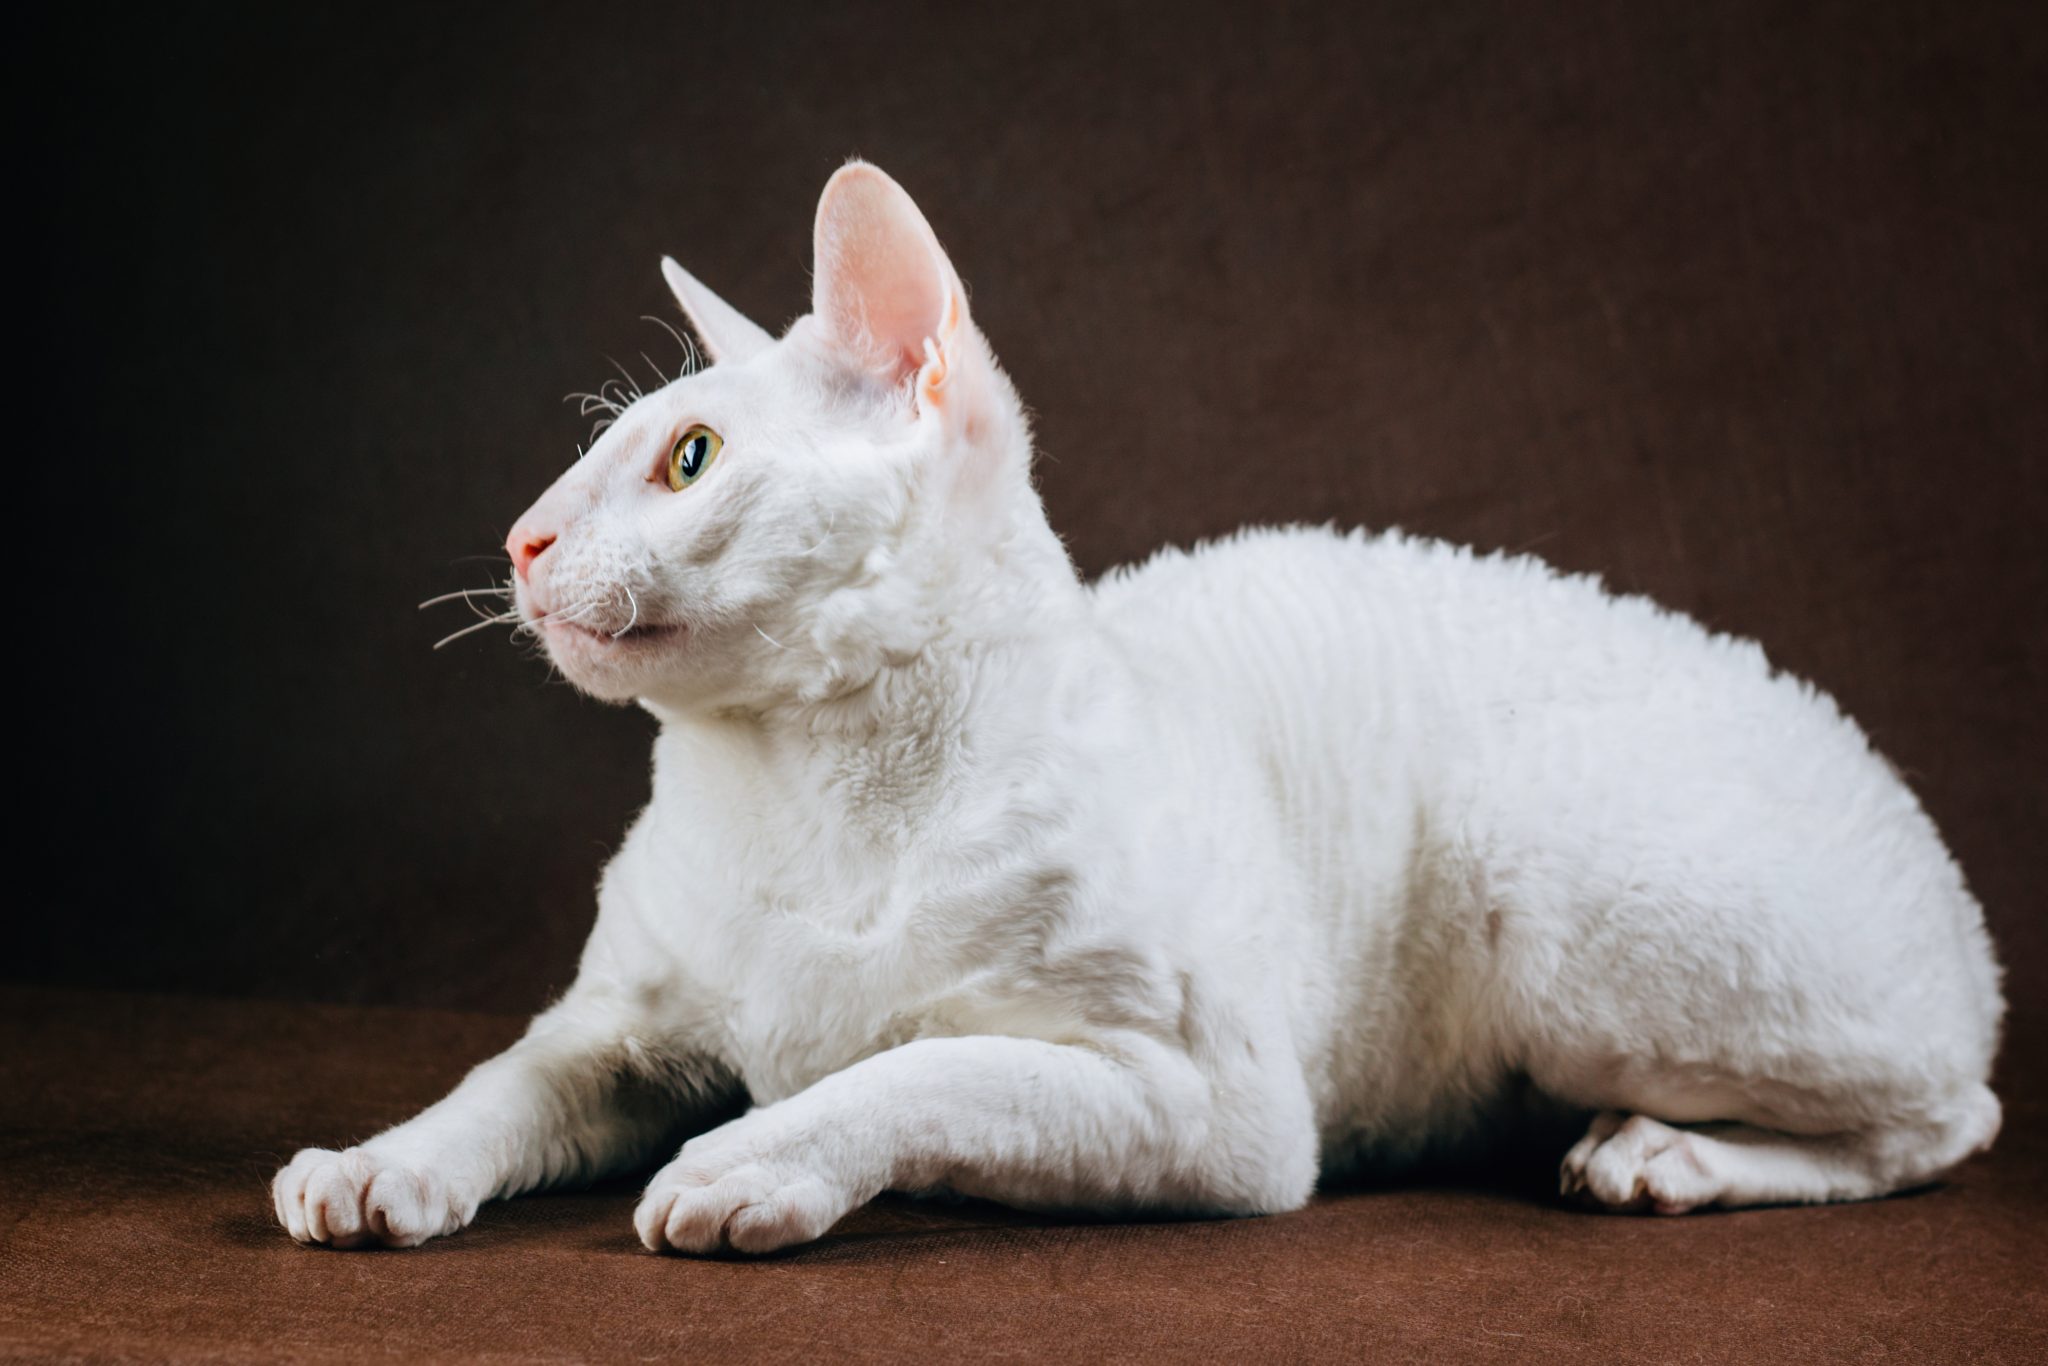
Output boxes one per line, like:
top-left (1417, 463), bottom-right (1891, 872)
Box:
top-left (684, 524), bottom-right (1089, 778)
top-left (645, 579), bottom-right (1104, 860)
top-left (668, 564), bottom-right (1089, 738)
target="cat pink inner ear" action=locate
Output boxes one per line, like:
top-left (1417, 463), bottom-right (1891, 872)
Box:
top-left (661, 257), bottom-right (773, 365)
top-left (811, 163), bottom-right (967, 389)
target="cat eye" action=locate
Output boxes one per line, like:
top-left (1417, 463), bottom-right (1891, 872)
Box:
top-left (666, 425), bottom-right (723, 490)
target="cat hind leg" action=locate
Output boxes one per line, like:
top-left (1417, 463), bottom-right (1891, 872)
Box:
top-left (1558, 1085), bottom-right (2000, 1214)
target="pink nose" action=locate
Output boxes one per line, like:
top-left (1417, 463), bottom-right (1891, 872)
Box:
top-left (509, 529), bottom-right (557, 581)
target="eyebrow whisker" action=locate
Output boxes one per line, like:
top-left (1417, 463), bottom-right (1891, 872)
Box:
top-left (565, 390), bottom-right (626, 417)
top-left (642, 315), bottom-right (702, 377)
top-left (604, 356), bottom-right (646, 402)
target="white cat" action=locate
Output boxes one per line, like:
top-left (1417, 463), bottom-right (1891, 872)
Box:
top-left (273, 162), bottom-right (2004, 1254)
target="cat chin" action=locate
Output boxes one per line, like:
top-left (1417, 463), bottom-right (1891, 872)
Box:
top-left (540, 618), bottom-right (688, 697)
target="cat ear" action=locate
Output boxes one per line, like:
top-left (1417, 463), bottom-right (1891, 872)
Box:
top-left (661, 257), bottom-right (774, 365)
top-left (811, 162), bottom-right (986, 432)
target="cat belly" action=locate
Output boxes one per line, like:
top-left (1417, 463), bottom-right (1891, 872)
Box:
top-left (1095, 525), bottom-right (2003, 1149)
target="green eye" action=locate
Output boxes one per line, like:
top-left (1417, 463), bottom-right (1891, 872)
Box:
top-left (667, 425), bottom-right (723, 490)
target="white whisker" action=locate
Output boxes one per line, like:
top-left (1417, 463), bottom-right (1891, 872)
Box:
top-left (604, 357), bottom-right (645, 402)
top-left (432, 611), bottom-right (520, 650)
top-left (612, 586), bottom-right (641, 639)
top-left (464, 592), bottom-right (512, 622)
top-left (519, 599), bottom-right (601, 637)
top-left (418, 586), bottom-right (513, 610)
top-left (641, 315), bottom-right (701, 377)
top-left (754, 624), bottom-right (789, 650)
top-left (566, 390), bottom-right (625, 418)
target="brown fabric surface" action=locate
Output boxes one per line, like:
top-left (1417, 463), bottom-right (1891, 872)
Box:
top-left (2, 986), bottom-right (2043, 1363)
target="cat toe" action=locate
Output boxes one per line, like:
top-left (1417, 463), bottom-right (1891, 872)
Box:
top-left (1560, 1113), bottom-right (1707, 1213)
top-left (271, 1147), bottom-right (466, 1249)
top-left (637, 1153), bottom-right (850, 1256)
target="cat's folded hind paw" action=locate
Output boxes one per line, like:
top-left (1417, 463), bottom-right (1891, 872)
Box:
top-left (1558, 1112), bottom-right (1716, 1215)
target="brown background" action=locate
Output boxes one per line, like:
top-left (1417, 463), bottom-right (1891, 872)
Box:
top-left (9, 3), bottom-right (2047, 1359)
top-left (18, 0), bottom-right (2046, 1057)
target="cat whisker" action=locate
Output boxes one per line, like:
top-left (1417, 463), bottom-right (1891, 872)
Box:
top-left (418, 586), bottom-right (514, 610)
top-left (429, 587), bottom-right (606, 651)
top-left (464, 591), bottom-right (517, 622)
top-left (431, 611), bottom-right (521, 650)
top-left (611, 586), bottom-right (641, 639)
top-left (639, 351), bottom-right (669, 390)
top-left (514, 598), bottom-right (601, 639)
top-left (754, 623), bottom-right (789, 651)
top-left (565, 391), bottom-right (623, 415)
top-left (641, 315), bottom-right (701, 377)
top-left (604, 357), bottom-right (646, 403)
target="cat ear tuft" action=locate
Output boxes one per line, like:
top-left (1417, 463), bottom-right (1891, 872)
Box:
top-left (661, 257), bottom-right (774, 365)
top-left (811, 163), bottom-right (972, 406)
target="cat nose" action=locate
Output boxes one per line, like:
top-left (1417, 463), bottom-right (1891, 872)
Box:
top-left (509, 529), bottom-right (557, 581)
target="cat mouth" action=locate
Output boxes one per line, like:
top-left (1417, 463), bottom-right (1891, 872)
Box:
top-left (543, 618), bottom-right (684, 649)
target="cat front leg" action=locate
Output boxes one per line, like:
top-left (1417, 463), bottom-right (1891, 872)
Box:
top-left (273, 989), bottom-right (725, 1248)
top-left (634, 1031), bottom-right (1315, 1255)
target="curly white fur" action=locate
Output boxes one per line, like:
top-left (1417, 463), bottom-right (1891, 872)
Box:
top-left (275, 163), bottom-right (2003, 1255)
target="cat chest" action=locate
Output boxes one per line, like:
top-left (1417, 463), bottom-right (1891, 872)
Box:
top-left (681, 888), bottom-right (975, 1104)
top-left (707, 934), bottom-right (937, 1103)
top-left (632, 787), bottom-right (1085, 1103)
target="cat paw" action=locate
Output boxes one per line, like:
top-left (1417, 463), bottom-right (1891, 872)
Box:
top-left (272, 1147), bottom-right (472, 1248)
top-left (634, 1127), bottom-right (854, 1256)
top-left (1559, 1112), bottom-right (1718, 1215)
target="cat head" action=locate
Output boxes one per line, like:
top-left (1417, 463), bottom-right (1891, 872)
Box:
top-left (503, 163), bottom-right (1070, 713)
